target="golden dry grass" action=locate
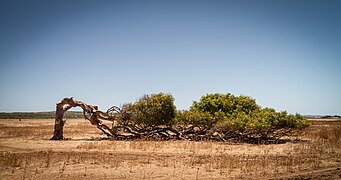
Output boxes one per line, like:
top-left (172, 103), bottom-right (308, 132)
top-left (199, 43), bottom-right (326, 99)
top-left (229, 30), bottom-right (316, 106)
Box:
top-left (0, 119), bottom-right (340, 179)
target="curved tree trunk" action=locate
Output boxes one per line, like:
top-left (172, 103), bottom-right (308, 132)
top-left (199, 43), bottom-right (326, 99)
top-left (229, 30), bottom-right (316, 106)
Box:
top-left (50, 97), bottom-right (115, 140)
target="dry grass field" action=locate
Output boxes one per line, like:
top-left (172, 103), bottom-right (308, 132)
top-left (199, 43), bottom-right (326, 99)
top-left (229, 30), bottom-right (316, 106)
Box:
top-left (0, 118), bottom-right (340, 179)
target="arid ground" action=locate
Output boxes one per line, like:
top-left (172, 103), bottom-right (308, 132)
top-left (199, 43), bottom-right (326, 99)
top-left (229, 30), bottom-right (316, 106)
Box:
top-left (0, 118), bottom-right (340, 179)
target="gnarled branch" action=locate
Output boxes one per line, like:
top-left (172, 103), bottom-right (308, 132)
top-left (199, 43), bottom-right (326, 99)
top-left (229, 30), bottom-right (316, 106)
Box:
top-left (51, 97), bottom-right (116, 140)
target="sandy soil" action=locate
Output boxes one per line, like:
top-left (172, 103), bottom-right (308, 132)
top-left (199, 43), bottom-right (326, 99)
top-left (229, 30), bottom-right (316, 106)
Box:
top-left (0, 119), bottom-right (340, 179)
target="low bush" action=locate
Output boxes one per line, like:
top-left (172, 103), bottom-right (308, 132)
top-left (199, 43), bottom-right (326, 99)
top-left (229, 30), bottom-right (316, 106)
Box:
top-left (175, 110), bottom-right (215, 129)
top-left (175, 93), bottom-right (310, 142)
top-left (190, 93), bottom-right (260, 118)
top-left (126, 93), bottom-right (176, 127)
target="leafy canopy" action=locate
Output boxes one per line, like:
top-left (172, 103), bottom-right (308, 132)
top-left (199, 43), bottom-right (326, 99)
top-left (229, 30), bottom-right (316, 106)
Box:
top-left (128, 93), bottom-right (176, 127)
top-left (183, 93), bottom-right (310, 130)
top-left (191, 93), bottom-right (260, 117)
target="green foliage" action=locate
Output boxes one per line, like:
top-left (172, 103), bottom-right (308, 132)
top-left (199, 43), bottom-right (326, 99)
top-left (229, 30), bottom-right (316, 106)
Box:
top-left (175, 110), bottom-right (215, 128)
top-left (276, 113), bottom-right (310, 129)
top-left (191, 93), bottom-right (260, 118)
top-left (189, 93), bottom-right (310, 131)
top-left (128, 93), bottom-right (176, 127)
top-left (215, 108), bottom-right (310, 131)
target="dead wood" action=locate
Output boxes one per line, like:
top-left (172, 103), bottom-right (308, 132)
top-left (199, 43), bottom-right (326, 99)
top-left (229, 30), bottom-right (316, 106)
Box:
top-left (51, 97), bottom-right (115, 140)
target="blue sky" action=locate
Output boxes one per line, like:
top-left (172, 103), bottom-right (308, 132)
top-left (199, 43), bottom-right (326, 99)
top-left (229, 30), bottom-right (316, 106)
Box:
top-left (0, 0), bottom-right (340, 115)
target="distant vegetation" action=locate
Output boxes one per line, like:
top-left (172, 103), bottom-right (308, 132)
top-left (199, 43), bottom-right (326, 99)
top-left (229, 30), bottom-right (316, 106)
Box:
top-left (304, 115), bottom-right (341, 119)
top-left (0, 111), bottom-right (83, 119)
top-left (320, 115), bottom-right (341, 119)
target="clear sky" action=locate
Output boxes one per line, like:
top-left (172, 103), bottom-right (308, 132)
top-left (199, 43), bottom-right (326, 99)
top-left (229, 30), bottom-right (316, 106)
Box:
top-left (0, 0), bottom-right (340, 115)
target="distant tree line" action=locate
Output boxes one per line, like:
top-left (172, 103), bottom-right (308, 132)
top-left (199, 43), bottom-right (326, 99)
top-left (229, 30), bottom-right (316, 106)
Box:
top-left (0, 111), bottom-right (83, 119)
top-left (320, 115), bottom-right (341, 119)
top-left (304, 115), bottom-right (341, 119)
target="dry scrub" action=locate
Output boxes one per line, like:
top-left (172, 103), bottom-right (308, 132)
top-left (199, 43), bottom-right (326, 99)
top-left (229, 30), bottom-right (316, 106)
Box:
top-left (0, 119), bottom-right (340, 179)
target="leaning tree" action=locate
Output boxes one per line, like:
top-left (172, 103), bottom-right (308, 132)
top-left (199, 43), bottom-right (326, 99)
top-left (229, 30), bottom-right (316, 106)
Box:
top-left (51, 94), bottom-right (181, 140)
top-left (51, 93), bottom-right (310, 143)
top-left (51, 97), bottom-right (118, 140)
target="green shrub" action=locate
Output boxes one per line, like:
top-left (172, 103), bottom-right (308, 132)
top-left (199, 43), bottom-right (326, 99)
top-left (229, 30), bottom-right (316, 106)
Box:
top-left (175, 110), bottom-right (215, 128)
top-left (277, 113), bottom-right (310, 129)
top-left (128, 93), bottom-right (176, 127)
top-left (190, 93), bottom-right (310, 131)
top-left (191, 93), bottom-right (260, 118)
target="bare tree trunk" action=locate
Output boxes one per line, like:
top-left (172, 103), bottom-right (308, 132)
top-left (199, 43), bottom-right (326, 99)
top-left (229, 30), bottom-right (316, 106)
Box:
top-left (50, 97), bottom-right (116, 140)
top-left (50, 99), bottom-right (73, 140)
